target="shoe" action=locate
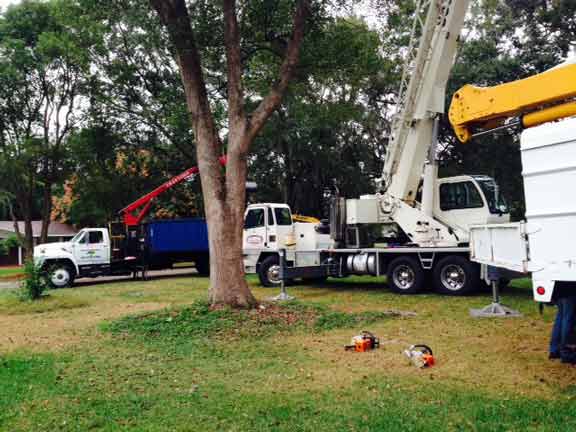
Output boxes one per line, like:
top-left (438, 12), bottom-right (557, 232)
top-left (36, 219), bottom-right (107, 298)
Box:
top-left (549, 352), bottom-right (561, 360)
top-left (560, 351), bottom-right (576, 364)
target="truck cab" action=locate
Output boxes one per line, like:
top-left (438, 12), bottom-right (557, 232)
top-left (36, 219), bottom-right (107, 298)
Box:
top-left (242, 203), bottom-right (332, 286)
top-left (34, 228), bottom-right (112, 288)
top-left (243, 203), bottom-right (294, 253)
top-left (434, 175), bottom-right (510, 240)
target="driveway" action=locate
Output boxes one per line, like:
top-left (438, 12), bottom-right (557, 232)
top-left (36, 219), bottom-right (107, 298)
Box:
top-left (0, 281), bottom-right (18, 290)
top-left (0, 267), bottom-right (201, 290)
top-left (73, 267), bottom-right (199, 287)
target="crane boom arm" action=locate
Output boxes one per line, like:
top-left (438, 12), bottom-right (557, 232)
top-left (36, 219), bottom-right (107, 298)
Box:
top-left (449, 62), bottom-right (576, 143)
top-left (382, 0), bottom-right (470, 203)
top-left (120, 155), bottom-right (227, 226)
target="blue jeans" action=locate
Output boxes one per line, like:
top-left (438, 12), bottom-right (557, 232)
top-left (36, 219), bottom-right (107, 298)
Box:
top-left (550, 296), bottom-right (576, 355)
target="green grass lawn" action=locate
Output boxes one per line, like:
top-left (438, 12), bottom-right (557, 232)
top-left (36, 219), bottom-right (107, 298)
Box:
top-left (1, 274), bottom-right (575, 431)
top-left (0, 267), bottom-right (23, 279)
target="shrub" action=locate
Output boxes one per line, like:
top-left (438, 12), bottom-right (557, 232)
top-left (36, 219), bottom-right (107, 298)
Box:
top-left (19, 260), bottom-right (50, 301)
top-left (0, 235), bottom-right (21, 256)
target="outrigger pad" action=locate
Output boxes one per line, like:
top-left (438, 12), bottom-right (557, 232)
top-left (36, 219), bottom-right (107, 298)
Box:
top-left (470, 303), bottom-right (522, 318)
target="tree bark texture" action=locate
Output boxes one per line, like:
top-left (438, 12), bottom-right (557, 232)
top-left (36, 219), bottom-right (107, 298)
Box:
top-left (150, 0), bottom-right (308, 307)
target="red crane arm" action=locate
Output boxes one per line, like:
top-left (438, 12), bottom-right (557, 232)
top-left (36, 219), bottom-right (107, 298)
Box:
top-left (120, 156), bottom-right (226, 226)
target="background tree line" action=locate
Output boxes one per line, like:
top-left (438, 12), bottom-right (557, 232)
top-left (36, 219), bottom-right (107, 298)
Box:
top-left (0, 0), bottom-right (575, 257)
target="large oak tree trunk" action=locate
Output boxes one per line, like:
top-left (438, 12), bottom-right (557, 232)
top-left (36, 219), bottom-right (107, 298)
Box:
top-left (207, 145), bottom-right (255, 306)
top-left (151, 0), bottom-right (308, 307)
top-left (206, 201), bottom-right (252, 306)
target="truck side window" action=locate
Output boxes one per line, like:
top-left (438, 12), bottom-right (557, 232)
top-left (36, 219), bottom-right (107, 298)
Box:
top-left (267, 208), bottom-right (275, 225)
top-left (88, 231), bottom-right (104, 244)
top-left (244, 208), bottom-right (265, 229)
top-left (274, 207), bottom-right (293, 226)
top-left (440, 182), bottom-right (484, 211)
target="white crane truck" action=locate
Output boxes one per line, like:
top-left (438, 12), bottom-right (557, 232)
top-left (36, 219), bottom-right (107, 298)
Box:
top-left (243, 0), bottom-right (510, 295)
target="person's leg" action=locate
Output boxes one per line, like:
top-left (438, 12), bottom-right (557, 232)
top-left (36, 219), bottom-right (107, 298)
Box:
top-left (560, 297), bottom-right (576, 363)
top-left (550, 302), bottom-right (563, 358)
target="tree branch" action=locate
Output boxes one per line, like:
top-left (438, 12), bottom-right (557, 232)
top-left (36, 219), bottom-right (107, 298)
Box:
top-left (223, 0), bottom-right (246, 136)
top-left (149, 0), bottom-right (222, 157)
top-left (245, 0), bottom-right (309, 147)
top-left (150, 0), bottom-right (225, 208)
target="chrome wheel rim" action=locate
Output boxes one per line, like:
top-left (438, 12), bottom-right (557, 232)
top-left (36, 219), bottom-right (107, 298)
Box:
top-left (441, 264), bottom-right (466, 291)
top-left (267, 264), bottom-right (282, 284)
top-left (51, 268), bottom-right (70, 287)
top-left (392, 265), bottom-right (415, 290)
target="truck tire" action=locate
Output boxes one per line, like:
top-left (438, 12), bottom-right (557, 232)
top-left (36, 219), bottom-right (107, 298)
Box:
top-left (258, 256), bottom-right (282, 287)
top-left (433, 255), bottom-right (479, 295)
top-left (387, 256), bottom-right (425, 294)
top-left (195, 256), bottom-right (210, 276)
top-left (47, 263), bottom-right (75, 289)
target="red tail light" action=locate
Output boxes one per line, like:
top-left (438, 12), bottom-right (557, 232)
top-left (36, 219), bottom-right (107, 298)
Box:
top-left (536, 286), bottom-right (546, 295)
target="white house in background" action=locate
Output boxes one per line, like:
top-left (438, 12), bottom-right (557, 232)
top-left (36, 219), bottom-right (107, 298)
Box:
top-left (0, 221), bottom-right (77, 266)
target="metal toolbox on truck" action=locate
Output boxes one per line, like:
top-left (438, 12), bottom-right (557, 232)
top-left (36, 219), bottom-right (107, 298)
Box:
top-left (469, 222), bottom-right (529, 274)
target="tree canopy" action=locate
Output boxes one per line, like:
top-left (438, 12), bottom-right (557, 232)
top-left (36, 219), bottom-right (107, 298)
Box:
top-left (0, 0), bottom-right (574, 251)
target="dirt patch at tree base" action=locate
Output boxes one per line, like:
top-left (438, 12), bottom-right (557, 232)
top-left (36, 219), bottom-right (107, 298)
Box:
top-left (210, 302), bottom-right (319, 327)
top-left (0, 274), bottom-right (24, 281)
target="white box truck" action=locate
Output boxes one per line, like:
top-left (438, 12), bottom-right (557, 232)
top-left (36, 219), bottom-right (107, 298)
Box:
top-left (470, 117), bottom-right (576, 302)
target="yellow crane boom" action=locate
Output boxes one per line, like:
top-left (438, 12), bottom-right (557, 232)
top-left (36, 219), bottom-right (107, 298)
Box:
top-left (292, 214), bottom-right (320, 224)
top-left (449, 62), bottom-right (576, 143)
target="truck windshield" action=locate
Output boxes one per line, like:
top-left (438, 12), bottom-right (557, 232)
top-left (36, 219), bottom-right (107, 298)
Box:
top-left (71, 231), bottom-right (86, 243)
top-left (274, 207), bottom-right (292, 226)
top-left (476, 178), bottom-right (509, 214)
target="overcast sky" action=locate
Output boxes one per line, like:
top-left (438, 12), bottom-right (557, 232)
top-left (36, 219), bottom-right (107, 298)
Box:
top-left (0, 0), bottom-right (20, 9)
top-left (0, 0), bottom-right (380, 26)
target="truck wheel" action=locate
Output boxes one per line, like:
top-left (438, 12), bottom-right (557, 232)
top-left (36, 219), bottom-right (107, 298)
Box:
top-left (387, 256), bottom-right (425, 294)
top-left (258, 256), bottom-right (282, 287)
top-left (195, 256), bottom-right (210, 276)
top-left (47, 264), bottom-right (75, 289)
top-left (433, 255), bottom-right (479, 295)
